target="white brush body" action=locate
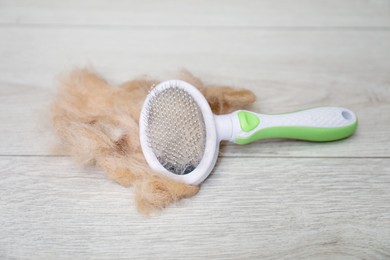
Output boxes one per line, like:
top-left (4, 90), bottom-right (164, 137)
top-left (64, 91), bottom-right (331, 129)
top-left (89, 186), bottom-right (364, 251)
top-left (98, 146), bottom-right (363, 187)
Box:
top-left (140, 80), bottom-right (358, 185)
top-left (140, 80), bottom-right (219, 185)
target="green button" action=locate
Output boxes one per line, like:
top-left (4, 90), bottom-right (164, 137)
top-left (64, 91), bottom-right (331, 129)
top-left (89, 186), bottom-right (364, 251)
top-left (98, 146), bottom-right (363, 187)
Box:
top-left (238, 111), bottom-right (260, 132)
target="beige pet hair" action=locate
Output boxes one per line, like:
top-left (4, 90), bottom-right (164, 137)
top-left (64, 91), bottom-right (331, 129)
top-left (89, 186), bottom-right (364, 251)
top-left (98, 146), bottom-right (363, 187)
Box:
top-left (50, 69), bottom-right (256, 214)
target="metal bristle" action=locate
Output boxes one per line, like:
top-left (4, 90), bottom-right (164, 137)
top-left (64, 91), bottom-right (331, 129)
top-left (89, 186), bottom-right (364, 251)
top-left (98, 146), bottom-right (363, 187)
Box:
top-left (145, 86), bottom-right (206, 175)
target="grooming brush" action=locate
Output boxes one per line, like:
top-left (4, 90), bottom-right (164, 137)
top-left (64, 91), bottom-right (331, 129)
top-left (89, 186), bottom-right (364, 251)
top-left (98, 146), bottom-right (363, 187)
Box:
top-left (139, 80), bottom-right (358, 185)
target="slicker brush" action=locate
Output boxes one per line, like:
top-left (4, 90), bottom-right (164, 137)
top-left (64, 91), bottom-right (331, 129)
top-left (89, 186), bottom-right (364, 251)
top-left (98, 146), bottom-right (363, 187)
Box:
top-left (144, 85), bottom-right (206, 175)
top-left (140, 80), bottom-right (358, 185)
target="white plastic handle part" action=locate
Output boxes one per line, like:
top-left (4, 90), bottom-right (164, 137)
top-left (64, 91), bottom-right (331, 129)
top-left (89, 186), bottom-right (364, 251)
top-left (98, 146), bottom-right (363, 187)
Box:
top-left (215, 107), bottom-right (358, 144)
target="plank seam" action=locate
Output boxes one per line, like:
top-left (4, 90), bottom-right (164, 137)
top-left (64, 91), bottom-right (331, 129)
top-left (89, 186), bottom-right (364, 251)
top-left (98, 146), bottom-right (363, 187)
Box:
top-left (0, 24), bottom-right (389, 31)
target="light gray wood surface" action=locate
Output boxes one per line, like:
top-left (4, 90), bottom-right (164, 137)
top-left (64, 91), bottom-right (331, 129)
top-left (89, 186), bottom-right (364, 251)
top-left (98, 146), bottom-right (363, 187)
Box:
top-left (0, 1), bottom-right (389, 259)
top-left (1, 157), bottom-right (390, 259)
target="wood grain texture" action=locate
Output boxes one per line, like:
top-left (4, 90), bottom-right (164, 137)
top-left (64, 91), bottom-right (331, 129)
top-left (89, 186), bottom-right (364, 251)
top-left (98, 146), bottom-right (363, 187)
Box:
top-left (1, 157), bottom-right (389, 259)
top-left (0, 83), bottom-right (389, 157)
top-left (0, 29), bottom-right (389, 156)
top-left (1, 0), bottom-right (390, 259)
top-left (0, 0), bottom-right (389, 27)
top-left (1, 28), bottom-right (389, 89)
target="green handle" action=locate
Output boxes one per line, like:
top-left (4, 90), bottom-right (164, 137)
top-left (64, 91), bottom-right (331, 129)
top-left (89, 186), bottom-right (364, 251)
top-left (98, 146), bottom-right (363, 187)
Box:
top-left (234, 107), bottom-right (358, 144)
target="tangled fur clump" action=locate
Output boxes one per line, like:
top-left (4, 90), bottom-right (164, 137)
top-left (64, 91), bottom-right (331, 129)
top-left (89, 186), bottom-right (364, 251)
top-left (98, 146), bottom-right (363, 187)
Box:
top-left (50, 69), bottom-right (256, 214)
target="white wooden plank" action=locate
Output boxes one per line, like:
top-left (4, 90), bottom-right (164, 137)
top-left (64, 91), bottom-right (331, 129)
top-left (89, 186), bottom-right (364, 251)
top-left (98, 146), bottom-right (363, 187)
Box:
top-left (0, 0), bottom-right (389, 27)
top-left (0, 82), bottom-right (389, 158)
top-left (0, 28), bottom-right (389, 90)
top-left (0, 28), bottom-right (389, 157)
top-left (1, 156), bottom-right (389, 259)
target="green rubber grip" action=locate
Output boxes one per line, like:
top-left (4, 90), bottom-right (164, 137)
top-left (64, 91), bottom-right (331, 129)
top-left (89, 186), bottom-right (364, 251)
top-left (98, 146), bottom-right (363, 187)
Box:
top-left (235, 121), bottom-right (358, 144)
top-left (234, 108), bottom-right (358, 144)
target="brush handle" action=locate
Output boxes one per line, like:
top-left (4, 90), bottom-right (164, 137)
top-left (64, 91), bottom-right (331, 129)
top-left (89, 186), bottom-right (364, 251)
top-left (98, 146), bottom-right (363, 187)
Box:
top-left (214, 107), bottom-right (358, 144)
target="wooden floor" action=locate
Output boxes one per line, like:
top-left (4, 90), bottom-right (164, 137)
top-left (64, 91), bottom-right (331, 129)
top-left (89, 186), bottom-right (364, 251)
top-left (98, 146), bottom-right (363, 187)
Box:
top-left (1, 1), bottom-right (390, 259)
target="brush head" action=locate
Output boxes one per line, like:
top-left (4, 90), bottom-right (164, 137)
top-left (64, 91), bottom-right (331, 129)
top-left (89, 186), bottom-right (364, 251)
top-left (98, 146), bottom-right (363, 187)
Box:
top-left (145, 85), bottom-right (206, 175)
top-left (140, 80), bottom-right (218, 185)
